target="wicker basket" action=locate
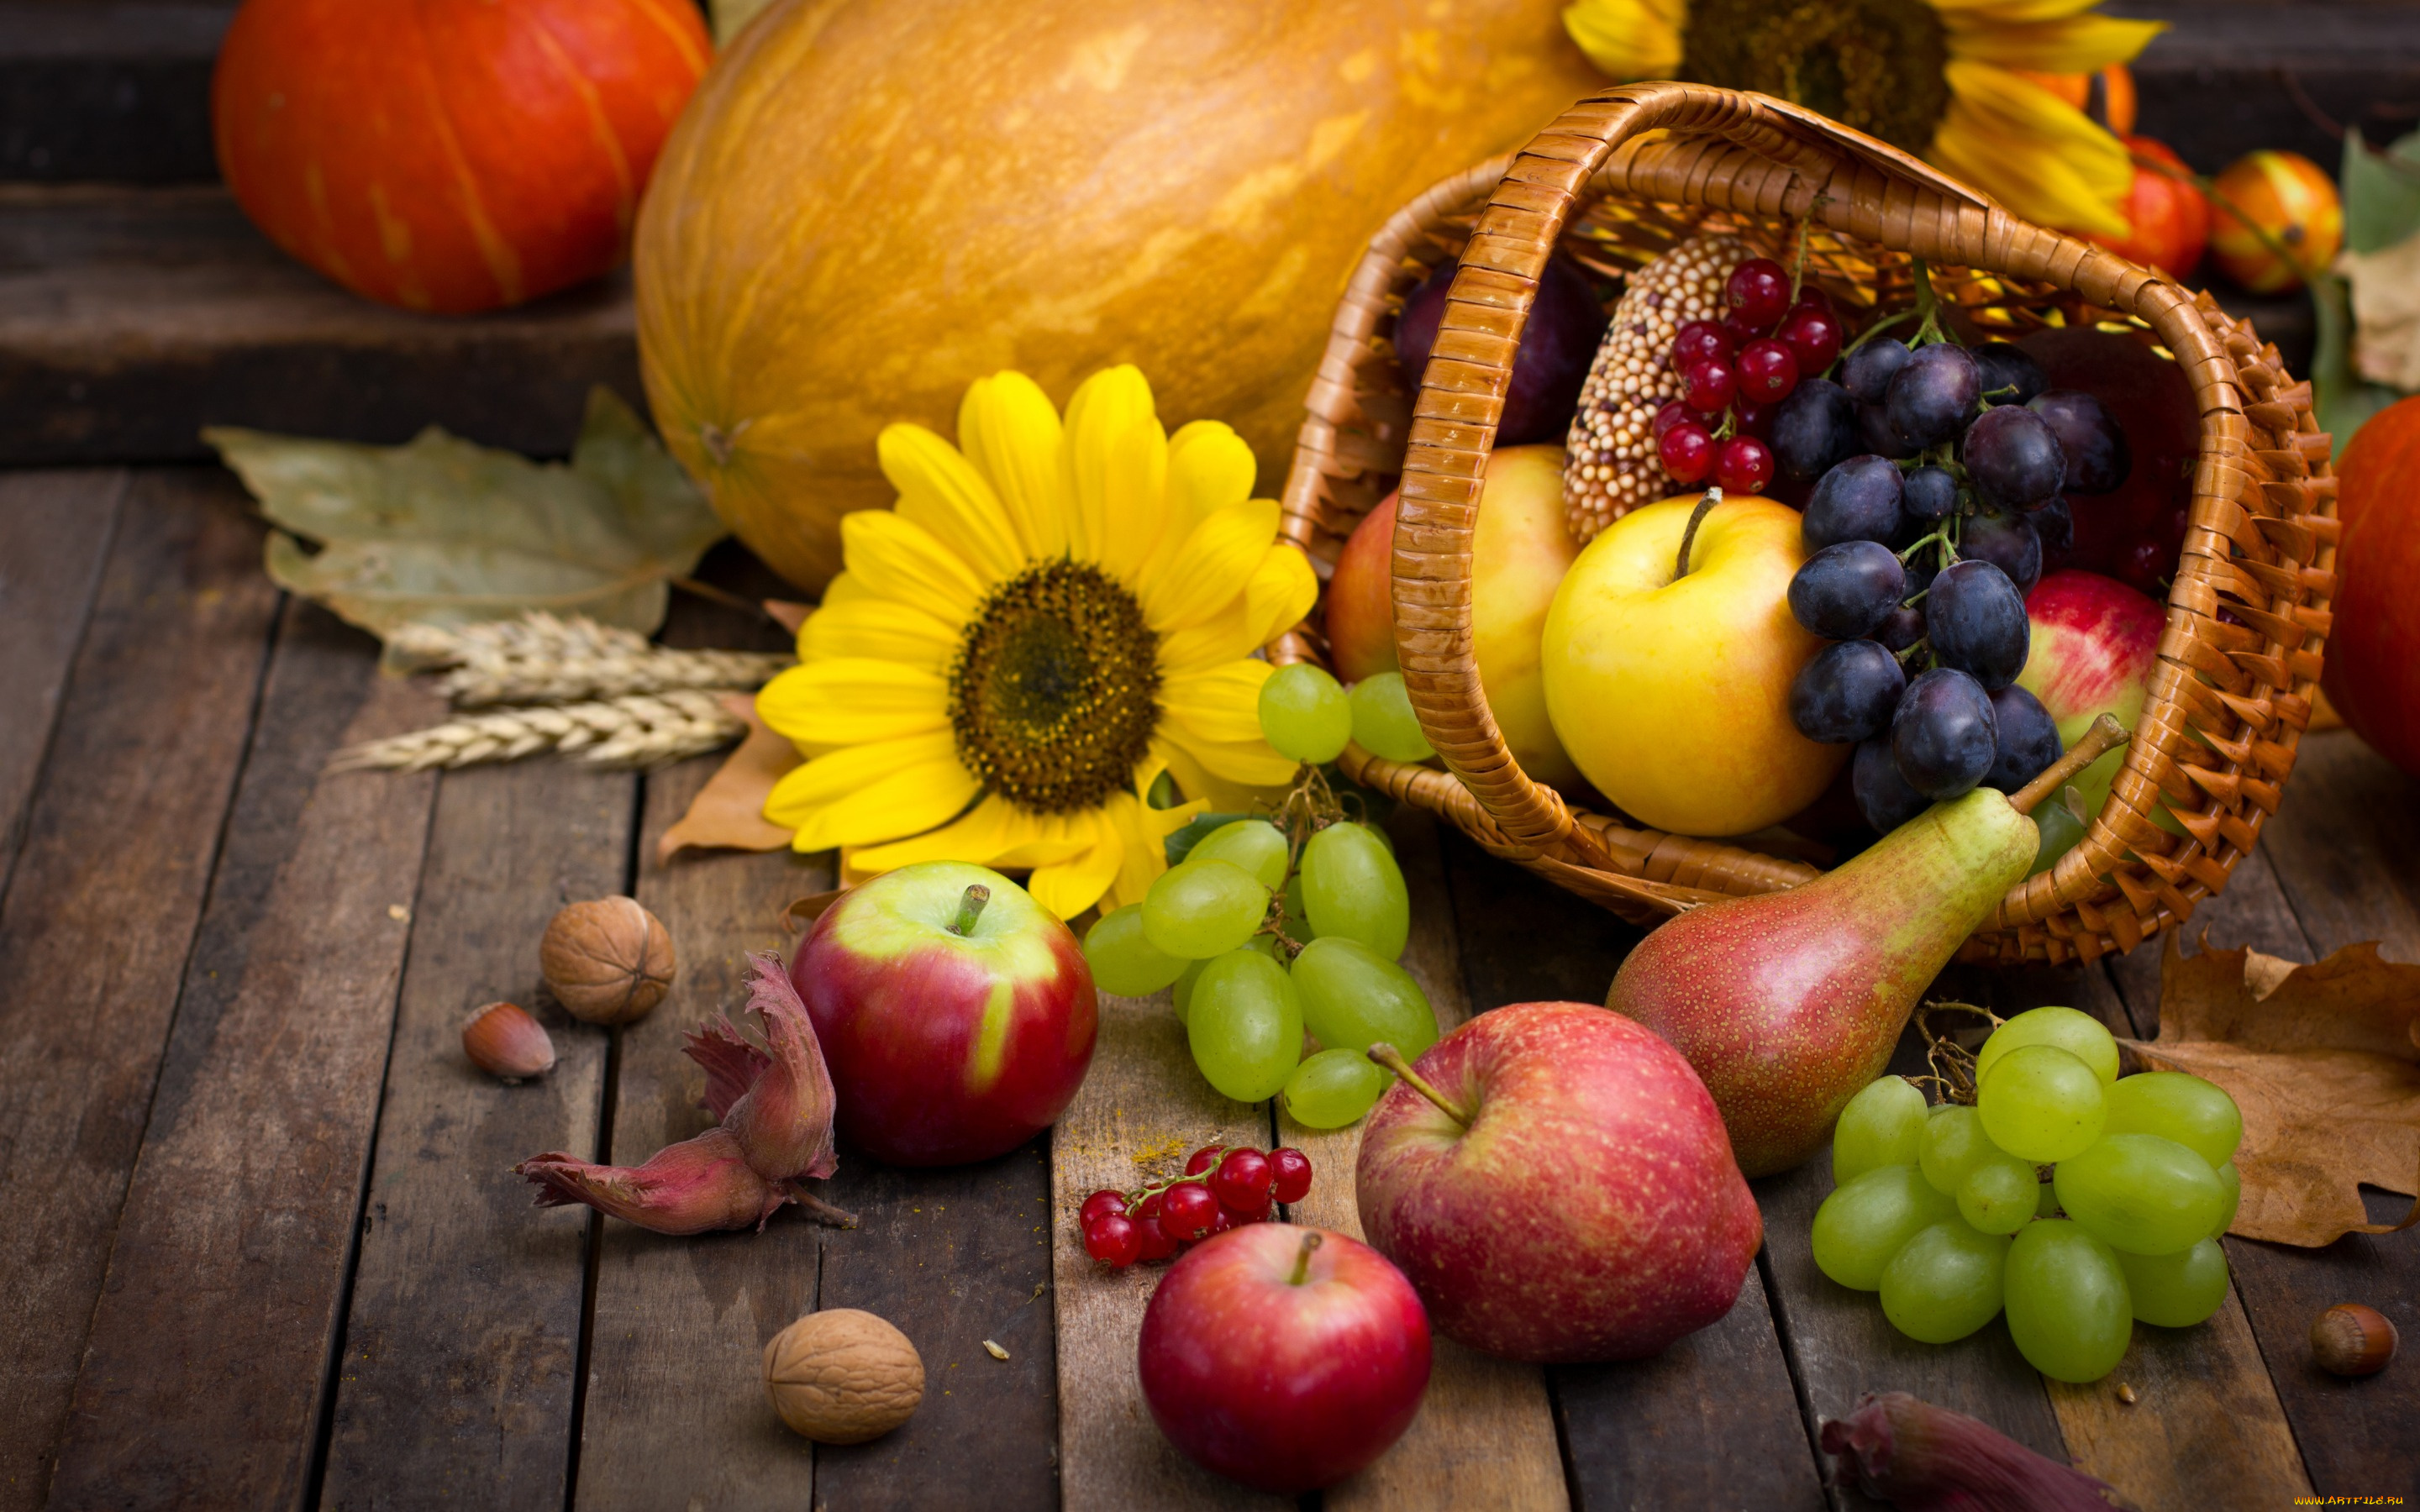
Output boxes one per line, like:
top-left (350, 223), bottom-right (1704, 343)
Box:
top-left (1270, 83), bottom-right (2338, 965)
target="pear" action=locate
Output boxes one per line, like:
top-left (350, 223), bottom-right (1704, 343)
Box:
top-left (1604, 717), bottom-right (2128, 1178)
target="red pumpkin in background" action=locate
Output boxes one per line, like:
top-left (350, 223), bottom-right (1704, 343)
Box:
top-left (2322, 398), bottom-right (2420, 775)
top-left (213, 0), bottom-right (710, 314)
top-left (2088, 137), bottom-right (2209, 281)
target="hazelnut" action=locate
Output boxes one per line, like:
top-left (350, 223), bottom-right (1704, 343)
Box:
top-left (2311, 1303), bottom-right (2397, 1378)
top-left (462, 1001), bottom-right (555, 1081)
top-left (539, 896), bottom-right (674, 1025)
top-left (763, 1309), bottom-right (924, 1444)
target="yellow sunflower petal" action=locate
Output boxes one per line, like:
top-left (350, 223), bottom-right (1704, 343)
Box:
top-left (1562, 0), bottom-right (1684, 80)
top-left (756, 658), bottom-right (949, 753)
top-left (1931, 61), bottom-right (2131, 236)
top-left (1139, 498), bottom-right (1282, 633)
top-left (1099, 414), bottom-right (1171, 585)
top-left (1020, 810), bottom-right (1125, 921)
top-left (877, 423), bottom-right (1026, 584)
top-left (1141, 422), bottom-right (1258, 591)
top-left (1152, 736), bottom-right (1292, 815)
top-left (840, 509), bottom-right (989, 627)
top-left (766, 734), bottom-right (981, 853)
top-left (802, 595), bottom-right (959, 674)
top-left (1153, 544), bottom-right (1315, 671)
top-left (1061, 365), bottom-right (1160, 566)
top-left (1929, 0), bottom-right (2107, 22)
top-left (849, 794), bottom-right (1034, 873)
top-left (1944, 14), bottom-right (2164, 75)
top-left (957, 371), bottom-right (1067, 560)
top-left (1103, 760), bottom-right (1205, 911)
top-left (1160, 659), bottom-right (1277, 748)
top-left (1161, 727), bottom-right (1301, 789)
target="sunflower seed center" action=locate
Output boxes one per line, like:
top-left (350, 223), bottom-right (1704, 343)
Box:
top-left (949, 561), bottom-right (1161, 813)
top-left (1682, 0), bottom-right (1952, 156)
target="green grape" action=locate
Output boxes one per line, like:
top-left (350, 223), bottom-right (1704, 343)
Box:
top-left (2053, 1133), bottom-right (2225, 1256)
top-left (1975, 1044), bottom-right (2106, 1163)
top-left (1919, 1105), bottom-right (2001, 1195)
top-left (2117, 1237), bottom-right (2229, 1327)
top-left (1257, 662), bottom-right (1353, 764)
top-left (1811, 1166), bottom-right (1960, 1291)
top-left (1977, 1005), bottom-right (2119, 1086)
top-left (1081, 905), bottom-right (1188, 996)
top-left (2210, 1161), bottom-right (2239, 1238)
top-left (1957, 1153), bottom-right (2040, 1236)
top-left (1281, 874), bottom-right (1313, 942)
top-left (1299, 822), bottom-right (1410, 958)
top-left (1186, 948), bottom-right (1304, 1102)
top-left (1171, 958), bottom-right (1205, 1024)
top-left (1281, 1047), bottom-right (1390, 1128)
top-left (1348, 672), bottom-right (1435, 763)
top-left (2037, 1178), bottom-right (2063, 1219)
top-left (1141, 858), bottom-right (1270, 959)
top-left (1290, 937), bottom-right (1436, 1057)
top-left (2005, 1220), bottom-right (2133, 1383)
top-left (2103, 1071), bottom-right (2243, 1170)
top-left (1880, 1220), bottom-right (2011, 1343)
top-left (1833, 1077), bottom-right (1930, 1185)
top-left (1189, 819), bottom-right (1290, 893)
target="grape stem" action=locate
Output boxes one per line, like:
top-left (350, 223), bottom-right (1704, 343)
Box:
top-left (2007, 713), bottom-right (2130, 817)
top-left (1366, 1042), bottom-right (1470, 1127)
top-left (949, 884), bottom-right (991, 937)
top-left (1672, 487), bottom-right (1724, 585)
top-left (1914, 1000), bottom-right (2002, 1104)
top-left (1288, 1230), bottom-right (1323, 1286)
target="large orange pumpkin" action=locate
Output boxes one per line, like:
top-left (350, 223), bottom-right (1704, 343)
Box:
top-left (2323, 397), bottom-right (2420, 775)
top-left (634, 0), bottom-right (1602, 590)
top-left (213, 0), bottom-right (710, 314)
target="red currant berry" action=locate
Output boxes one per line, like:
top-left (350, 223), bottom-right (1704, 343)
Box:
top-left (1183, 1145), bottom-right (1225, 1176)
top-left (1670, 318), bottom-right (1734, 370)
top-left (1133, 1214), bottom-right (1177, 1263)
top-left (1726, 257), bottom-right (1791, 330)
top-left (1650, 399), bottom-right (1691, 441)
top-left (1682, 358), bottom-right (1735, 415)
top-left (1222, 1200), bottom-right (1270, 1226)
top-left (1714, 434), bottom-right (1775, 494)
top-left (1202, 1203), bottom-right (1235, 1238)
top-left (1735, 339), bottom-right (1799, 405)
top-left (1210, 1149), bottom-right (1275, 1210)
top-left (1776, 308), bottom-right (1842, 376)
top-left (1791, 286), bottom-right (1835, 317)
top-left (1084, 1213), bottom-right (1143, 1267)
top-left (1134, 1190), bottom-right (1163, 1221)
top-left (1733, 400), bottom-right (1774, 438)
top-left (1079, 1189), bottom-right (1128, 1229)
top-left (1160, 1180), bottom-right (1218, 1241)
top-left (1268, 1147), bottom-right (1313, 1204)
top-left (1659, 421), bottom-right (1715, 485)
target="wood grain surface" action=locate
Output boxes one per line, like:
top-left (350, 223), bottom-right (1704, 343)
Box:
top-left (0, 469), bottom-right (122, 897)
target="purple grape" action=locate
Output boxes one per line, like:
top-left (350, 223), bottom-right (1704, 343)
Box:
top-left (2026, 391), bottom-right (2131, 494)
top-left (1891, 667), bottom-right (2000, 800)
top-left (1395, 254), bottom-right (1607, 444)
top-left (1842, 338), bottom-right (1910, 405)
top-left (1854, 736), bottom-right (1931, 832)
top-left (1858, 402), bottom-right (1918, 460)
top-left (1960, 505), bottom-right (2043, 596)
top-left (1885, 344), bottom-right (1982, 449)
top-left (1901, 465), bottom-right (1960, 523)
top-left (2034, 497), bottom-right (2075, 568)
top-left (1961, 405), bottom-right (2068, 510)
top-left (1791, 639), bottom-right (1907, 743)
top-left (1986, 685), bottom-right (2063, 793)
top-left (1871, 603), bottom-right (1927, 653)
top-left (1972, 341), bottom-right (2048, 407)
top-left (1790, 541), bottom-right (1907, 639)
top-left (1902, 553), bottom-right (1939, 600)
top-left (1926, 559), bottom-right (2030, 690)
top-left (1771, 379), bottom-right (1860, 482)
top-left (1803, 455), bottom-right (1905, 549)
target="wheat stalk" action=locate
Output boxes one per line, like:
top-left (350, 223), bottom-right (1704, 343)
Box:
top-left (387, 612), bottom-right (792, 706)
top-left (330, 690), bottom-right (746, 773)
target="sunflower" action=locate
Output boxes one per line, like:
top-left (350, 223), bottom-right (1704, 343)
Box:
top-left (755, 365), bottom-right (1316, 920)
top-left (1563, 0), bottom-right (2163, 238)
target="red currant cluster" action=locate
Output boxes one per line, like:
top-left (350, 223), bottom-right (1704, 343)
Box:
top-left (1654, 257), bottom-right (1846, 495)
top-left (1079, 1143), bottom-right (1314, 1268)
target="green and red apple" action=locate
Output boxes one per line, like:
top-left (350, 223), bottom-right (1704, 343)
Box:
top-left (2018, 570), bottom-right (2174, 832)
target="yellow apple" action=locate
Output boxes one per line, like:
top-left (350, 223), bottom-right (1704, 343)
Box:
top-left (1326, 445), bottom-right (1580, 785)
top-left (1542, 494), bottom-right (1844, 836)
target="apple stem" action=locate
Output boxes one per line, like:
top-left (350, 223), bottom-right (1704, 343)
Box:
top-left (1672, 487), bottom-right (1723, 585)
top-left (1366, 1042), bottom-right (1471, 1128)
top-left (950, 884), bottom-right (991, 936)
top-left (2007, 713), bottom-right (2131, 816)
top-left (1288, 1230), bottom-right (1323, 1286)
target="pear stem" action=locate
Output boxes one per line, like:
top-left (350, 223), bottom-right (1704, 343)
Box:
top-left (1672, 487), bottom-right (1723, 584)
top-left (2007, 713), bottom-right (2132, 816)
top-left (1367, 1042), bottom-right (1470, 1128)
top-left (1288, 1230), bottom-right (1323, 1285)
top-left (949, 884), bottom-right (991, 936)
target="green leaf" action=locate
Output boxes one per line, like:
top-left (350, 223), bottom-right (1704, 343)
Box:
top-left (1165, 812), bottom-right (1254, 867)
top-left (208, 388), bottom-right (724, 652)
top-left (2342, 127), bottom-right (2420, 256)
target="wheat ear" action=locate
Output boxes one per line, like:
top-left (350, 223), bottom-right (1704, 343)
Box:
top-left (387, 612), bottom-right (792, 706)
top-left (330, 690), bottom-right (746, 773)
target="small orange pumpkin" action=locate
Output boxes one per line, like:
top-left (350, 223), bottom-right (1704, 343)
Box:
top-left (2207, 150), bottom-right (2343, 294)
top-left (213, 0), bottom-right (710, 314)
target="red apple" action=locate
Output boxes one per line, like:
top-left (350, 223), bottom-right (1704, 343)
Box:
top-left (790, 861), bottom-right (1095, 1166)
top-left (1139, 1223), bottom-right (1430, 1494)
top-left (1355, 1001), bottom-right (1761, 1362)
top-left (2017, 570), bottom-right (2168, 824)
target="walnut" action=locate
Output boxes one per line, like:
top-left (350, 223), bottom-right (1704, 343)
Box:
top-left (539, 896), bottom-right (674, 1025)
top-left (763, 1309), bottom-right (925, 1444)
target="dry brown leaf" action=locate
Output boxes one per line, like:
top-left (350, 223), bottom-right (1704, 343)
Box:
top-left (656, 694), bottom-right (798, 862)
top-left (2121, 934), bottom-right (2420, 1247)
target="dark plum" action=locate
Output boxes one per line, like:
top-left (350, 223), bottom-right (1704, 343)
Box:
top-left (1884, 344), bottom-right (1983, 449)
top-left (1960, 505), bottom-right (2043, 596)
top-left (1394, 254), bottom-right (1607, 444)
top-left (1986, 685), bottom-right (2063, 792)
top-left (1925, 559), bottom-right (2030, 690)
top-left (1791, 639), bottom-right (1907, 743)
top-left (1901, 465), bottom-right (1960, 523)
top-left (1771, 379), bottom-right (1859, 481)
top-left (1972, 341), bottom-right (2048, 407)
top-left (1961, 404), bottom-right (2068, 510)
top-left (1858, 402), bottom-right (1918, 460)
top-left (1891, 667), bottom-right (2000, 800)
top-left (1841, 337), bottom-right (1910, 405)
top-left (1854, 736), bottom-right (1932, 832)
top-left (2027, 390), bottom-right (2131, 494)
top-left (1871, 603), bottom-right (1927, 653)
top-left (1789, 540), bottom-right (1907, 639)
top-left (1802, 455), bottom-right (1905, 549)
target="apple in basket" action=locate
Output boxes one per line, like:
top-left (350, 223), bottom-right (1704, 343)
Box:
top-left (790, 861), bottom-right (1095, 1166)
top-left (2016, 570), bottom-right (2165, 824)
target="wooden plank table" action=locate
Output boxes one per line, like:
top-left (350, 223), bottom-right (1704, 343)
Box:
top-left (0, 482), bottom-right (2412, 1511)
